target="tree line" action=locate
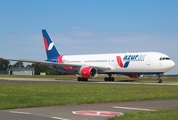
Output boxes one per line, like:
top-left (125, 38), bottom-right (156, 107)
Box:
top-left (0, 58), bottom-right (65, 75)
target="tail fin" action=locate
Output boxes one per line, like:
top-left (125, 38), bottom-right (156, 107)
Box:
top-left (42, 29), bottom-right (61, 60)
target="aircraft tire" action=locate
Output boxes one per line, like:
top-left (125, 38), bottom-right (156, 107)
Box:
top-left (78, 77), bottom-right (88, 82)
top-left (84, 78), bottom-right (88, 81)
top-left (159, 79), bottom-right (162, 83)
top-left (104, 77), bottom-right (114, 81)
top-left (156, 79), bottom-right (159, 83)
top-left (156, 79), bottom-right (162, 83)
top-left (104, 77), bottom-right (108, 81)
top-left (111, 77), bottom-right (114, 81)
top-left (78, 77), bottom-right (81, 81)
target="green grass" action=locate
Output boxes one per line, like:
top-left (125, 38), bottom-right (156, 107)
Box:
top-left (0, 82), bottom-right (178, 110)
top-left (1, 75), bottom-right (178, 120)
top-left (108, 108), bottom-right (178, 120)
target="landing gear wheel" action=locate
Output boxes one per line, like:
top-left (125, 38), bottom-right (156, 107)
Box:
top-left (156, 74), bottom-right (163, 83)
top-left (84, 78), bottom-right (88, 81)
top-left (104, 75), bottom-right (115, 82)
top-left (111, 77), bottom-right (114, 81)
top-left (77, 77), bottom-right (88, 82)
top-left (156, 79), bottom-right (159, 83)
top-left (104, 77), bottom-right (108, 81)
top-left (159, 79), bottom-right (162, 83)
top-left (156, 79), bottom-right (162, 83)
top-left (78, 77), bottom-right (81, 81)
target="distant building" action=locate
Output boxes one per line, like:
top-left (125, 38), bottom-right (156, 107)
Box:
top-left (0, 67), bottom-right (8, 74)
top-left (9, 67), bottom-right (35, 75)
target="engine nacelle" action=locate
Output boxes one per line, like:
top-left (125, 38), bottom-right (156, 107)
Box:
top-left (128, 74), bottom-right (143, 78)
top-left (79, 67), bottom-right (98, 78)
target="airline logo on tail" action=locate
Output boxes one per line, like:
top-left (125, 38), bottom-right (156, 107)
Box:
top-left (42, 29), bottom-right (60, 60)
top-left (43, 37), bottom-right (54, 50)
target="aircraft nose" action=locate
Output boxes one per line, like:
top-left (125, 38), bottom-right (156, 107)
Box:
top-left (170, 60), bottom-right (175, 69)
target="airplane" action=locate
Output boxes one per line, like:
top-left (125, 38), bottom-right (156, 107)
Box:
top-left (7, 29), bottom-right (175, 83)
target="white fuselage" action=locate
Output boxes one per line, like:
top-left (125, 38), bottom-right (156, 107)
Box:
top-left (60, 52), bottom-right (175, 74)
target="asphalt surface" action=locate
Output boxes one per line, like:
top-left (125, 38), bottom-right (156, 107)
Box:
top-left (0, 78), bottom-right (178, 120)
top-left (0, 77), bottom-right (178, 85)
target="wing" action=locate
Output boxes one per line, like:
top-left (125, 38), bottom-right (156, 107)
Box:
top-left (7, 59), bottom-right (111, 71)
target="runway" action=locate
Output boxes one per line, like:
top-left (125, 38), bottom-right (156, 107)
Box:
top-left (0, 77), bottom-right (178, 85)
top-left (0, 78), bottom-right (178, 120)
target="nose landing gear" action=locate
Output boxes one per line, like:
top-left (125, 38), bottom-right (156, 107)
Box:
top-left (156, 74), bottom-right (162, 83)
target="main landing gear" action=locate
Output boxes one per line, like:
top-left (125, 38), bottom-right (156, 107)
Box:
top-left (104, 74), bottom-right (115, 81)
top-left (156, 74), bottom-right (162, 83)
top-left (77, 77), bottom-right (88, 81)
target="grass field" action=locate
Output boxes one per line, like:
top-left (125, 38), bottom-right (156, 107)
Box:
top-left (108, 108), bottom-right (178, 120)
top-left (0, 75), bottom-right (178, 120)
top-left (0, 77), bottom-right (178, 110)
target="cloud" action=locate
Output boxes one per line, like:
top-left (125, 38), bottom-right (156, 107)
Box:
top-left (0, 32), bottom-right (44, 60)
top-left (51, 28), bottom-right (178, 54)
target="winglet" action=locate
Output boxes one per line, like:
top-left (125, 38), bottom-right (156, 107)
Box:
top-left (42, 29), bottom-right (61, 60)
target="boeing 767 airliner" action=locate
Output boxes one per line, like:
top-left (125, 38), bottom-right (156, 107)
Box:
top-left (8, 29), bottom-right (175, 83)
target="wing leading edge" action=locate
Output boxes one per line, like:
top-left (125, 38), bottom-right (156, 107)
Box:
top-left (7, 59), bottom-right (111, 71)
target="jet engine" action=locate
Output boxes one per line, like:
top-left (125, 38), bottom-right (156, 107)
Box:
top-left (79, 67), bottom-right (98, 78)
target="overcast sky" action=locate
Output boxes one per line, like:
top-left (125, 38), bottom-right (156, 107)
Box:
top-left (0, 0), bottom-right (177, 74)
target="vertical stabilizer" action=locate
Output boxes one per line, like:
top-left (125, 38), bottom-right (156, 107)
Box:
top-left (42, 29), bottom-right (60, 60)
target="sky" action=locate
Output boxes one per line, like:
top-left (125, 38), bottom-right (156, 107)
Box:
top-left (0, 0), bottom-right (177, 74)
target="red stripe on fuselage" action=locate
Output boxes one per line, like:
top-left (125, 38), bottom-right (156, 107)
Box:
top-left (57, 55), bottom-right (63, 63)
top-left (57, 55), bottom-right (74, 72)
top-left (116, 56), bottom-right (124, 68)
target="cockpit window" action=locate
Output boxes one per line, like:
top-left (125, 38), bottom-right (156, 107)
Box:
top-left (159, 57), bottom-right (170, 60)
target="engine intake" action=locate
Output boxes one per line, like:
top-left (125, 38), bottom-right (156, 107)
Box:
top-left (79, 67), bottom-right (98, 78)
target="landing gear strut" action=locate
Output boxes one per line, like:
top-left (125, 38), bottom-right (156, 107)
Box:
top-left (156, 74), bottom-right (162, 83)
top-left (78, 77), bottom-right (88, 81)
top-left (104, 74), bottom-right (114, 81)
